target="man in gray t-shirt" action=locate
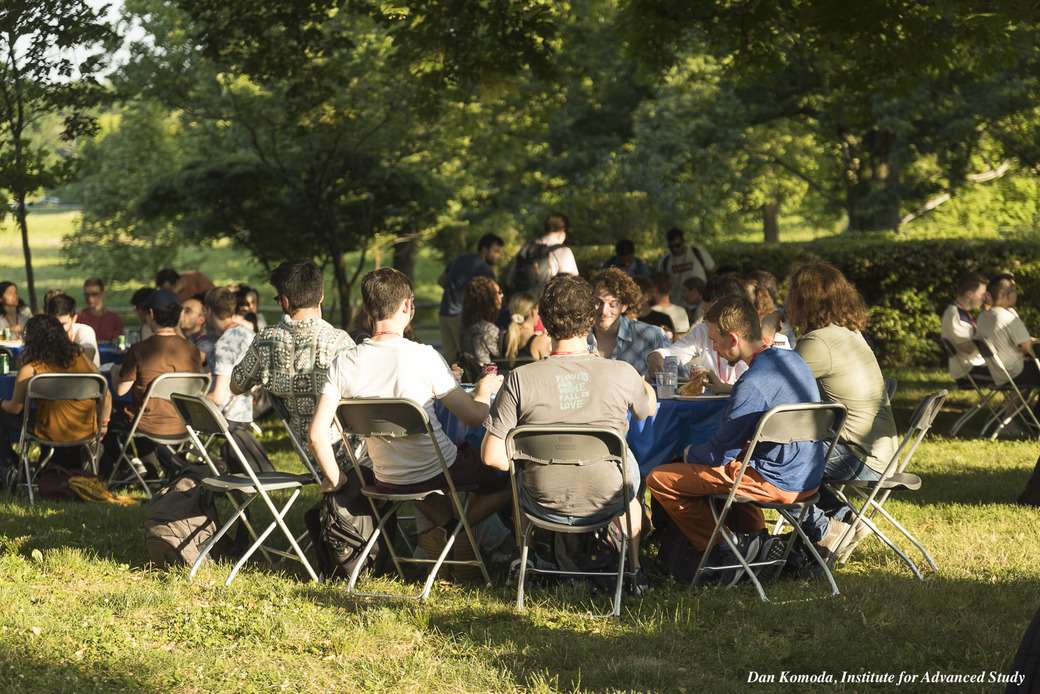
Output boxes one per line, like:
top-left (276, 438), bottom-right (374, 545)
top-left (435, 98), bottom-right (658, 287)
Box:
top-left (481, 275), bottom-right (656, 580)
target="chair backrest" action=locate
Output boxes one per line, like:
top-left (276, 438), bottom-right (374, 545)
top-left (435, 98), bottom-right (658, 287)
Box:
top-left (143, 372), bottom-right (212, 402)
top-left (939, 336), bottom-right (958, 359)
top-left (26, 372), bottom-right (108, 402)
top-left (746, 403), bottom-right (848, 448)
top-left (506, 425), bottom-right (631, 522)
top-left (269, 392), bottom-right (322, 481)
top-left (170, 392), bottom-right (260, 480)
top-left (882, 389), bottom-right (948, 478)
top-left (336, 399), bottom-right (430, 438)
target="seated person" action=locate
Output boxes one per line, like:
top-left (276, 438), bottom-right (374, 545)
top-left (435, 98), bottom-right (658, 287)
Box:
top-left (632, 276), bottom-right (675, 338)
top-left (647, 275), bottom-right (750, 392)
top-left (0, 282), bottom-right (32, 337)
top-left (46, 293), bottom-right (100, 367)
top-left (101, 289), bottom-right (203, 478)
top-left (941, 271), bottom-right (992, 384)
top-left (75, 277), bottom-right (124, 343)
top-left (647, 296), bottom-right (824, 583)
top-left (649, 271), bottom-right (690, 334)
top-left (587, 268), bottom-right (671, 377)
top-left (976, 273), bottom-right (1040, 386)
top-left (501, 292), bottom-right (550, 366)
top-left (458, 276), bottom-right (503, 376)
top-left (482, 275), bottom-right (657, 591)
top-left (156, 268), bottom-right (215, 302)
top-left (0, 315), bottom-right (112, 469)
top-left (682, 277), bottom-right (706, 326)
top-left (178, 295), bottom-right (215, 368)
top-left (309, 267), bottom-right (510, 576)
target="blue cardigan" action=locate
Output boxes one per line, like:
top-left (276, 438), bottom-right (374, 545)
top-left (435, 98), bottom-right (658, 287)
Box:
top-left (685, 347), bottom-right (825, 492)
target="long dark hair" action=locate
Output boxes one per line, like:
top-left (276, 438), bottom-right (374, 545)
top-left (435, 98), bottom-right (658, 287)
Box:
top-left (0, 281), bottom-right (27, 312)
top-left (20, 315), bottom-right (81, 369)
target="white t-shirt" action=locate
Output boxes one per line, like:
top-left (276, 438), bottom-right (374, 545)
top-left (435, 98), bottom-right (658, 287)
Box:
top-left (650, 322), bottom-right (748, 383)
top-left (322, 337), bottom-right (460, 485)
top-left (976, 306), bottom-right (1031, 382)
top-left (940, 302), bottom-right (984, 379)
top-left (657, 246), bottom-right (715, 307)
top-left (69, 323), bottom-right (100, 368)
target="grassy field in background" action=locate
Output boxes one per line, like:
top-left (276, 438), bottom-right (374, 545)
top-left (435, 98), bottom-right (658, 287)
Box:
top-left (0, 369), bottom-right (1037, 692)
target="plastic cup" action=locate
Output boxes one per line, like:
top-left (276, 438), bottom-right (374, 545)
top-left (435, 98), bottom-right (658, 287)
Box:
top-left (655, 371), bottom-right (677, 400)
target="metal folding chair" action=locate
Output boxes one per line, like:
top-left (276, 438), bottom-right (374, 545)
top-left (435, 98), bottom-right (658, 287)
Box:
top-left (823, 390), bottom-right (947, 580)
top-left (15, 373), bottom-right (108, 505)
top-left (972, 338), bottom-right (1040, 439)
top-left (336, 398), bottom-right (489, 601)
top-left (691, 402), bottom-right (848, 603)
top-left (170, 393), bottom-right (319, 585)
top-left (505, 425), bottom-right (638, 618)
top-left (938, 336), bottom-right (1003, 437)
top-left (108, 372), bottom-right (212, 496)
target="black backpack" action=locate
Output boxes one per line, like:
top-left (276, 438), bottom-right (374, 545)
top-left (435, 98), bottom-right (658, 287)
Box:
top-left (144, 464), bottom-right (233, 568)
top-left (304, 465), bottom-right (395, 582)
top-left (512, 242), bottom-right (564, 298)
top-left (554, 523), bottom-right (625, 592)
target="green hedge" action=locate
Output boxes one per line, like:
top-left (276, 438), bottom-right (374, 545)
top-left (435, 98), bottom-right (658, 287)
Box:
top-left (572, 236), bottom-right (1040, 368)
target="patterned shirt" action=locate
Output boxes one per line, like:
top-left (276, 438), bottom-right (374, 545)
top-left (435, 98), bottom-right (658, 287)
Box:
top-left (587, 316), bottom-right (671, 378)
top-left (459, 321), bottom-right (501, 365)
top-left (212, 322), bottom-right (256, 423)
top-left (231, 316), bottom-right (355, 443)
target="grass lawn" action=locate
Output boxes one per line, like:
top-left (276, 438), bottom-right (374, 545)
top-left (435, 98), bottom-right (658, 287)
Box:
top-left (0, 367), bottom-right (1036, 693)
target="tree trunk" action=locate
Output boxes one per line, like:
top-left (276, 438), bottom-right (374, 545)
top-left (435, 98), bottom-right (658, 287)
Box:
top-left (333, 251), bottom-right (353, 329)
top-left (762, 200), bottom-right (779, 243)
top-left (14, 195), bottom-right (36, 312)
top-left (842, 127), bottom-right (902, 232)
top-left (392, 236), bottom-right (416, 280)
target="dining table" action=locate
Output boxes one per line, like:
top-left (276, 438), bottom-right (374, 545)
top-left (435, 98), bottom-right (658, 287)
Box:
top-left (434, 392), bottom-right (729, 478)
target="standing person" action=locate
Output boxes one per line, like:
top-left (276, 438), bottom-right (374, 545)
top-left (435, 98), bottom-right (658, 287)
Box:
top-left (437, 233), bottom-right (503, 364)
top-left (75, 277), bottom-right (124, 343)
top-left (501, 292), bottom-right (551, 366)
top-left (657, 228), bottom-right (715, 309)
top-left (782, 261), bottom-right (898, 557)
top-left (0, 282), bottom-right (32, 337)
top-left (177, 295), bottom-right (215, 368)
top-left (482, 275), bottom-right (658, 592)
top-left (647, 296), bottom-right (824, 584)
top-left (458, 277), bottom-right (503, 373)
top-left (940, 271), bottom-right (990, 383)
top-left (204, 287), bottom-right (268, 473)
top-left (45, 294), bottom-right (100, 367)
top-left (102, 289), bottom-right (203, 478)
top-left (232, 258), bottom-right (355, 450)
top-left (505, 211), bottom-right (579, 299)
top-left (601, 239), bottom-right (652, 278)
top-left (309, 268), bottom-right (509, 577)
top-left (587, 268), bottom-right (671, 377)
top-left (0, 315), bottom-right (112, 469)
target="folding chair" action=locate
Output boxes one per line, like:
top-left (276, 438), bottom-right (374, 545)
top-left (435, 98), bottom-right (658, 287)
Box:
top-left (169, 393), bottom-right (319, 585)
top-left (939, 336), bottom-right (1003, 437)
top-left (15, 373), bottom-right (108, 505)
top-left (108, 372), bottom-right (212, 497)
top-left (336, 398), bottom-right (490, 601)
top-left (823, 390), bottom-right (947, 580)
top-left (691, 402), bottom-right (848, 604)
top-left (505, 425), bottom-right (638, 618)
top-left (972, 338), bottom-right (1040, 439)
top-left (268, 393), bottom-right (323, 483)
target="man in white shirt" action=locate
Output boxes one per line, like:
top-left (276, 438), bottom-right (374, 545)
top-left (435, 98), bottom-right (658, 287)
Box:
top-left (940, 271), bottom-right (990, 382)
top-left (309, 267), bottom-right (509, 569)
top-left (46, 293), bottom-right (100, 367)
top-left (976, 273), bottom-right (1040, 386)
top-left (646, 275), bottom-right (749, 391)
top-left (505, 211), bottom-right (579, 298)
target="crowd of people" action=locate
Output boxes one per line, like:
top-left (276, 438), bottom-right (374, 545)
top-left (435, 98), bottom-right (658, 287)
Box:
top-left (9, 215), bottom-right (1021, 594)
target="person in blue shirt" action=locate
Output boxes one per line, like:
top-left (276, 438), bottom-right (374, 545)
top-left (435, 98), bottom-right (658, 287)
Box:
top-left (601, 239), bottom-right (651, 278)
top-left (437, 234), bottom-right (504, 364)
top-left (647, 295), bottom-right (824, 583)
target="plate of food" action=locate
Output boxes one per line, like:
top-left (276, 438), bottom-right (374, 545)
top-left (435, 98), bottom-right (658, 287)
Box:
top-left (676, 369), bottom-right (710, 397)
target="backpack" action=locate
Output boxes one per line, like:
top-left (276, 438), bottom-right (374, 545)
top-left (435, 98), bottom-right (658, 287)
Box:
top-left (303, 465), bottom-right (394, 582)
top-left (512, 242), bottom-right (564, 298)
top-left (554, 523), bottom-right (625, 592)
top-left (144, 464), bottom-right (232, 568)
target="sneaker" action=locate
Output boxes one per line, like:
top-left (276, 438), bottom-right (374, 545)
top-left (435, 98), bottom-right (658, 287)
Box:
top-left (418, 525), bottom-right (450, 577)
top-left (507, 548), bottom-right (557, 587)
top-left (130, 456), bottom-right (149, 477)
top-left (697, 530), bottom-right (762, 589)
top-left (626, 566), bottom-right (651, 596)
top-left (755, 534), bottom-right (788, 583)
top-left (835, 521), bottom-right (871, 563)
top-left (816, 518), bottom-right (852, 564)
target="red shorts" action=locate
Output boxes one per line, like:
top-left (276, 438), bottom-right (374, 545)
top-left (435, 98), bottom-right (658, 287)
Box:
top-left (374, 442), bottom-right (509, 495)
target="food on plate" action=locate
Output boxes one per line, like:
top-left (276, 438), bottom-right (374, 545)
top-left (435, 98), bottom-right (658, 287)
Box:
top-left (678, 369), bottom-right (710, 397)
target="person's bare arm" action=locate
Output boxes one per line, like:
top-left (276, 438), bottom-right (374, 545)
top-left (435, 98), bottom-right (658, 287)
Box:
top-left (634, 379), bottom-right (657, 421)
top-left (1019, 340), bottom-right (1036, 358)
top-left (308, 392), bottom-right (349, 493)
top-left (957, 341), bottom-right (976, 355)
top-left (1, 364), bottom-right (32, 415)
top-left (441, 373), bottom-right (503, 427)
top-left (481, 431), bottom-right (509, 471)
top-left (207, 374), bottom-right (232, 406)
top-left (703, 371), bottom-right (733, 394)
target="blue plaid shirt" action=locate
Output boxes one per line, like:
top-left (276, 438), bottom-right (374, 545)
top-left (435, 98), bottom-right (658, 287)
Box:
top-left (587, 317), bottom-right (671, 378)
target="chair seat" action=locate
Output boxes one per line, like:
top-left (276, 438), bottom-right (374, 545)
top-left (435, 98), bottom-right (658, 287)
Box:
top-left (359, 483), bottom-right (478, 502)
top-left (840, 472), bottom-right (922, 492)
top-left (203, 471), bottom-right (314, 494)
top-left (708, 491), bottom-right (820, 510)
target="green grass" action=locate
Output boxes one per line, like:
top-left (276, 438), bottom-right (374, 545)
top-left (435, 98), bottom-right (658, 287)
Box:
top-left (0, 368), bottom-right (1036, 693)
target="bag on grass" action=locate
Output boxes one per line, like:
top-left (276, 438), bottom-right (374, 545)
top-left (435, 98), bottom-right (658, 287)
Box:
top-left (554, 523), bottom-right (624, 591)
top-left (37, 467), bottom-right (95, 501)
top-left (304, 465), bottom-right (394, 582)
top-left (144, 464), bottom-right (233, 568)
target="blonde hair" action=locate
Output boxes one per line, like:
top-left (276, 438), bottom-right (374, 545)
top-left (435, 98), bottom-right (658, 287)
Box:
top-left (504, 292), bottom-right (538, 366)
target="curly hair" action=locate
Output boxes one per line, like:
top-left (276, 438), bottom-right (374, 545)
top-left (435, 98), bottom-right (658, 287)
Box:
top-left (784, 261), bottom-right (867, 333)
top-left (461, 277), bottom-right (501, 326)
top-left (539, 275), bottom-right (596, 340)
top-left (20, 315), bottom-right (81, 369)
top-left (591, 267), bottom-right (640, 309)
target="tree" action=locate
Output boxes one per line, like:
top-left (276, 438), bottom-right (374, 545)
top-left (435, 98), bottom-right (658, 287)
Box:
top-left (620, 1), bottom-right (1040, 232)
top-left (0, 0), bottom-right (117, 309)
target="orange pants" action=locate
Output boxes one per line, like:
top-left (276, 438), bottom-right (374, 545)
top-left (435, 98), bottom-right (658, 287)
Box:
top-left (647, 460), bottom-right (818, 551)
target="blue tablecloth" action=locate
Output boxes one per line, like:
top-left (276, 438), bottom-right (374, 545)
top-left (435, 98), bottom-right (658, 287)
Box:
top-left (434, 395), bottom-right (728, 477)
top-left (98, 344), bottom-right (126, 366)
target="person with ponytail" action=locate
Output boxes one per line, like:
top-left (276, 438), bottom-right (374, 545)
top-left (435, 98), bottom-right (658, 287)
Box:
top-left (502, 292), bottom-right (550, 366)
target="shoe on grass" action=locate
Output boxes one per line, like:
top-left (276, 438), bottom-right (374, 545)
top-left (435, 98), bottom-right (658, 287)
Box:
top-left (626, 566), bottom-right (650, 596)
top-left (696, 530), bottom-right (762, 589)
top-left (506, 548), bottom-right (556, 587)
